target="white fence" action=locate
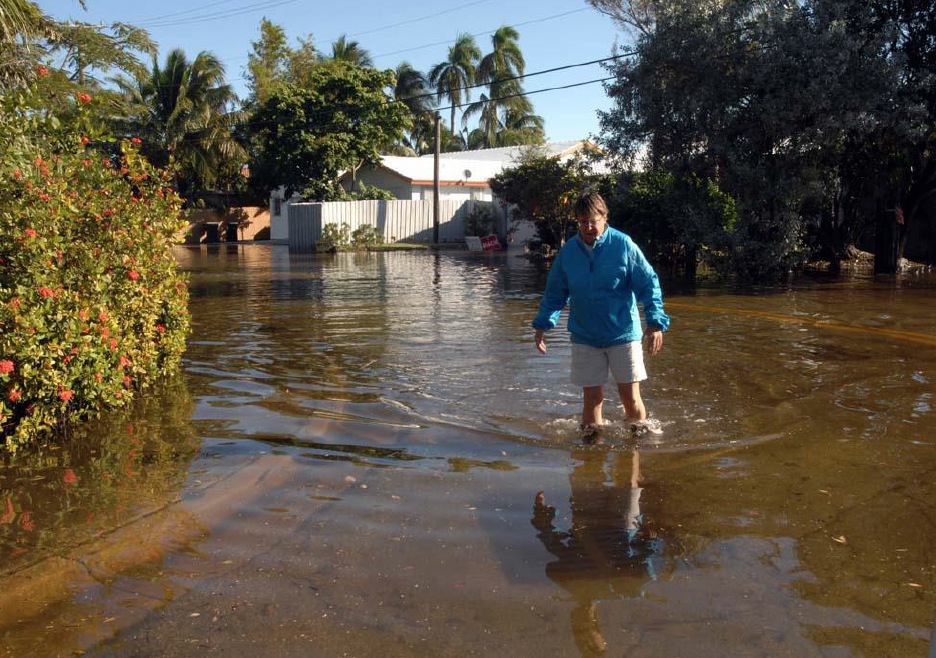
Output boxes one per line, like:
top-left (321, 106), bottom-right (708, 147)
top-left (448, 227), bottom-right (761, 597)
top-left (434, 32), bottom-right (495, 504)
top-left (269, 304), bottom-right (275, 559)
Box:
top-left (287, 199), bottom-right (507, 251)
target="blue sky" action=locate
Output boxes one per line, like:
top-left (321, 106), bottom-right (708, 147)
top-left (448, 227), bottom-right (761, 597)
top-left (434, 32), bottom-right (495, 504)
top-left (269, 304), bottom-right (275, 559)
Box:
top-left (39, 0), bottom-right (630, 143)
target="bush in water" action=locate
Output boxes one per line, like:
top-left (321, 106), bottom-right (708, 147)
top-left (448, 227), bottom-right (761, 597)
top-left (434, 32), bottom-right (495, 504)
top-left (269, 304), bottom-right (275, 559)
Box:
top-left (0, 91), bottom-right (190, 450)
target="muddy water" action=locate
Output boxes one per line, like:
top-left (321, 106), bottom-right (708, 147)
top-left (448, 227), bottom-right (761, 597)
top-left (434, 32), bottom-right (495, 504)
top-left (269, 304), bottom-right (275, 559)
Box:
top-left (1, 244), bottom-right (934, 658)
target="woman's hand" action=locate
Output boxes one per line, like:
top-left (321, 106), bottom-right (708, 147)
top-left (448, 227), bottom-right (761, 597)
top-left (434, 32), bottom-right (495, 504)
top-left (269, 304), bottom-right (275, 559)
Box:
top-left (534, 329), bottom-right (547, 354)
top-left (644, 328), bottom-right (663, 356)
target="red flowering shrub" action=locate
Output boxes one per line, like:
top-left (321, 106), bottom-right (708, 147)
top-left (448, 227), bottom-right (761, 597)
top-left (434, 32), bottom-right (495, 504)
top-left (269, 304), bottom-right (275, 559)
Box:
top-left (0, 91), bottom-right (190, 449)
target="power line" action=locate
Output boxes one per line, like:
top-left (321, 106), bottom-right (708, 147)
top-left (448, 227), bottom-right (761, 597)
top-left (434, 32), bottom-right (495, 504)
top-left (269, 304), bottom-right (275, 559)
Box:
top-left (413, 52), bottom-right (632, 104)
top-left (124, 0), bottom-right (256, 24)
top-left (189, 6), bottom-right (597, 81)
top-left (347, 0), bottom-right (498, 40)
top-left (370, 8), bottom-right (590, 62)
top-left (435, 75), bottom-right (617, 115)
top-left (131, 0), bottom-right (303, 28)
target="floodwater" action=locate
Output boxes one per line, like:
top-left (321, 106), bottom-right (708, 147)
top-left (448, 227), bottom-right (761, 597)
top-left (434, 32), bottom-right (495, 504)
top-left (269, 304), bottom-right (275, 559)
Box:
top-left (1, 244), bottom-right (935, 658)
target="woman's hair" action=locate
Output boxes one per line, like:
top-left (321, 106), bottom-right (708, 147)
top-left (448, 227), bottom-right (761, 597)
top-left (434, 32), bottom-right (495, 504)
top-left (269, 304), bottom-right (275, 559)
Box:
top-left (573, 191), bottom-right (608, 219)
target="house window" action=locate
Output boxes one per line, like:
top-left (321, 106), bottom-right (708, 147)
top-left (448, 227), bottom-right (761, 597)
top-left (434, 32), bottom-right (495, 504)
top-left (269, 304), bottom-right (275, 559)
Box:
top-left (273, 197), bottom-right (282, 216)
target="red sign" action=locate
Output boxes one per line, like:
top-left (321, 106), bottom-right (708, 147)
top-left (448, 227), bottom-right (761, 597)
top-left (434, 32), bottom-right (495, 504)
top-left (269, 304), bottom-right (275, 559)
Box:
top-left (480, 235), bottom-right (501, 251)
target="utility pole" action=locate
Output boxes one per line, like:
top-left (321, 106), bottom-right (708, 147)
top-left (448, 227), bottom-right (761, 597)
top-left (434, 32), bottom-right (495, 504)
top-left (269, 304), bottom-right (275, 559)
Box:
top-left (433, 113), bottom-right (441, 245)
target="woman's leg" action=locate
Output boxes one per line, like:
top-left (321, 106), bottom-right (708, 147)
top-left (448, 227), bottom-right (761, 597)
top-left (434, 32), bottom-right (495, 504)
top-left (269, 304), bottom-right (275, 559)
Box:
top-left (617, 381), bottom-right (647, 421)
top-left (581, 385), bottom-right (605, 427)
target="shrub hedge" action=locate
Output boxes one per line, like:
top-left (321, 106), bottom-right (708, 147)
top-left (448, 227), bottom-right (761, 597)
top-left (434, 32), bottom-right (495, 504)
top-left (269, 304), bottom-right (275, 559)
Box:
top-left (0, 89), bottom-right (190, 450)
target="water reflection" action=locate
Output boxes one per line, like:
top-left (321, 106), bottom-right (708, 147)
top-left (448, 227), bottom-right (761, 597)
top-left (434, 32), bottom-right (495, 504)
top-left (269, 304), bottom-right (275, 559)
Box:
top-left (532, 444), bottom-right (664, 657)
top-left (0, 377), bottom-right (198, 573)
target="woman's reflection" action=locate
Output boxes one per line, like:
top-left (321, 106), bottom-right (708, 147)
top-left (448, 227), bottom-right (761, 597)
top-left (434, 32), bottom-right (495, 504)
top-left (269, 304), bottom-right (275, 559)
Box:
top-left (532, 442), bottom-right (662, 657)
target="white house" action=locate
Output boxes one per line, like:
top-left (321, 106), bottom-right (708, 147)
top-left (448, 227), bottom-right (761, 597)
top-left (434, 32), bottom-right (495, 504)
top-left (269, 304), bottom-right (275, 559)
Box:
top-left (269, 140), bottom-right (604, 242)
top-left (342, 155), bottom-right (504, 202)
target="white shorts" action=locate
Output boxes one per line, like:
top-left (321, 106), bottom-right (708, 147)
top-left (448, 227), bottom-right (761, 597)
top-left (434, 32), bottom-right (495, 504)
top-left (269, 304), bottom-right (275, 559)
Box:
top-left (571, 340), bottom-right (647, 387)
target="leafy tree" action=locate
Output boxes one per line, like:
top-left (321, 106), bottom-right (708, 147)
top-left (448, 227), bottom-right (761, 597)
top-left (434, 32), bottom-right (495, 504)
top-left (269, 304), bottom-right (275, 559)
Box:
top-left (605, 169), bottom-right (737, 277)
top-left (111, 48), bottom-right (245, 198)
top-left (248, 63), bottom-right (411, 200)
top-left (864, 0), bottom-right (936, 264)
top-left (51, 20), bottom-right (155, 86)
top-left (0, 0), bottom-right (48, 87)
top-left (2, 2), bottom-right (153, 97)
top-left (597, 0), bottom-right (921, 277)
top-left (286, 34), bottom-right (322, 85)
top-left (245, 18), bottom-right (291, 107)
top-left (489, 151), bottom-right (599, 247)
top-left (0, 0), bottom-right (44, 43)
top-left (429, 33), bottom-right (481, 136)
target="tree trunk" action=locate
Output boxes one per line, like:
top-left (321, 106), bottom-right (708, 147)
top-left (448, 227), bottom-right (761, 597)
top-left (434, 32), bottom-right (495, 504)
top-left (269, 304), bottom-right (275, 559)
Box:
top-left (873, 198), bottom-right (898, 274)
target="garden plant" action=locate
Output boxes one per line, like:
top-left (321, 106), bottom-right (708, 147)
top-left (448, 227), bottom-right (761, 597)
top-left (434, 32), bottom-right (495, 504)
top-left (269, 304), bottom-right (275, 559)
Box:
top-left (0, 81), bottom-right (190, 450)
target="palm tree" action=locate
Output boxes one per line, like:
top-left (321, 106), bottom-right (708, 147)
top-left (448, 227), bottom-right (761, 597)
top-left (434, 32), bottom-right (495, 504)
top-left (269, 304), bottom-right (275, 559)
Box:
top-left (330, 35), bottom-right (373, 67)
top-left (500, 101), bottom-right (545, 146)
top-left (462, 26), bottom-right (540, 149)
top-left (428, 33), bottom-right (480, 136)
top-left (393, 62), bottom-right (436, 154)
top-left (478, 25), bottom-right (525, 84)
top-left (112, 48), bottom-right (245, 195)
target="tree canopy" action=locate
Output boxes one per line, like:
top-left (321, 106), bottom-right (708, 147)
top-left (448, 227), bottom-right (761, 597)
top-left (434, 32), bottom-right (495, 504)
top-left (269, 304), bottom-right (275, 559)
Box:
top-left (597, 0), bottom-right (936, 276)
top-left (248, 62), bottom-right (411, 200)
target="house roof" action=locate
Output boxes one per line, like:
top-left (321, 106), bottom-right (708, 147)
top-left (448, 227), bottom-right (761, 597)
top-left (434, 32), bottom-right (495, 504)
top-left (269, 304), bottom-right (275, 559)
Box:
top-left (416, 140), bottom-right (592, 164)
top-left (378, 140), bottom-right (603, 185)
top-left (379, 155), bottom-right (505, 186)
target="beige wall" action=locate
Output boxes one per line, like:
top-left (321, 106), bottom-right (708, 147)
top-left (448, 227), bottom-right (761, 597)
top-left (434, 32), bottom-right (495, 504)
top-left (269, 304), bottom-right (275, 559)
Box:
top-left (183, 207), bottom-right (272, 244)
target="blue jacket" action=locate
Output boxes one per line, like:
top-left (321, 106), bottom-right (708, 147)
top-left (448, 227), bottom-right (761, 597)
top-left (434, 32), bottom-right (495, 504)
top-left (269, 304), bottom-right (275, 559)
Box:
top-left (532, 227), bottom-right (670, 347)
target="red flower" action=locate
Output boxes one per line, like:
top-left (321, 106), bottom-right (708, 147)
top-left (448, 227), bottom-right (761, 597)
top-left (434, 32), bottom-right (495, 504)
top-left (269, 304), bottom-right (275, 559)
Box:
top-left (156, 324), bottom-right (166, 334)
top-left (38, 287), bottom-right (54, 299)
top-left (76, 93), bottom-right (92, 105)
top-left (12, 168), bottom-right (22, 179)
top-left (131, 137), bottom-right (142, 144)
top-left (127, 269), bottom-right (140, 281)
top-left (25, 228), bottom-right (36, 238)
top-left (36, 65), bottom-right (49, 78)
top-left (123, 375), bottom-right (132, 387)
top-left (98, 311), bottom-right (108, 322)
top-left (108, 338), bottom-right (118, 350)
top-left (80, 136), bottom-right (90, 146)
top-left (118, 356), bottom-right (131, 369)
top-left (0, 360), bottom-right (13, 374)
top-left (63, 469), bottom-right (78, 485)
top-left (57, 388), bottom-right (73, 402)
top-left (19, 511), bottom-right (35, 531)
